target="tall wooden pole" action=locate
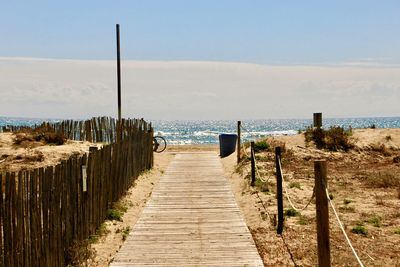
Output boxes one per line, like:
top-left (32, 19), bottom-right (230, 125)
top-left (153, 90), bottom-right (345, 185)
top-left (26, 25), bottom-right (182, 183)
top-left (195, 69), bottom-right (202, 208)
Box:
top-left (315, 160), bottom-right (330, 267)
top-left (250, 141), bottom-right (255, 186)
top-left (116, 24), bottom-right (122, 142)
top-left (275, 147), bottom-right (284, 234)
top-left (116, 24), bottom-right (122, 122)
top-left (237, 121), bottom-right (241, 164)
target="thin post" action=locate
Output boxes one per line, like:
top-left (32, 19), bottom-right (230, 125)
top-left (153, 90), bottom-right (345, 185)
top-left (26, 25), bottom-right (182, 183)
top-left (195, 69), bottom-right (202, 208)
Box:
top-left (116, 24), bottom-right (122, 142)
top-left (313, 112), bottom-right (322, 128)
top-left (250, 141), bottom-right (255, 186)
top-left (315, 160), bottom-right (330, 267)
top-left (275, 146), bottom-right (284, 234)
top-left (237, 121), bottom-right (241, 164)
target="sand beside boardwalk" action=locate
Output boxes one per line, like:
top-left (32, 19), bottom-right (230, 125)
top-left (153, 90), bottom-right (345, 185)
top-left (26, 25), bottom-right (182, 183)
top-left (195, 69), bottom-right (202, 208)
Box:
top-left (1, 128), bottom-right (400, 266)
top-left (222, 129), bottom-right (400, 266)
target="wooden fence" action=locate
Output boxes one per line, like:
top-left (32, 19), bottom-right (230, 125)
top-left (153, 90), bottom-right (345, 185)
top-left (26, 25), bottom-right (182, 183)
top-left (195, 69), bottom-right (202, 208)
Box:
top-left (1, 116), bottom-right (151, 143)
top-left (0, 118), bottom-right (153, 266)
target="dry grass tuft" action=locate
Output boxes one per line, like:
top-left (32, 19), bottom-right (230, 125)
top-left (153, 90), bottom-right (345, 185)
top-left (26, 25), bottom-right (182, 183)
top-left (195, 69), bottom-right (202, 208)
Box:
top-left (13, 125), bottom-right (66, 147)
top-left (368, 143), bottom-right (392, 156)
top-left (364, 171), bottom-right (400, 188)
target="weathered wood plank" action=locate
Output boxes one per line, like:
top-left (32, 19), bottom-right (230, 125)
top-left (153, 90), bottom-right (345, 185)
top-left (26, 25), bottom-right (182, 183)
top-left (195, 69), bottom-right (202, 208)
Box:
top-left (110, 152), bottom-right (263, 267)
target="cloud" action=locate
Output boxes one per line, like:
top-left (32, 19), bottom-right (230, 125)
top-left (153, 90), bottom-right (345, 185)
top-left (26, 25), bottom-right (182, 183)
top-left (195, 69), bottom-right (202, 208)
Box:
top-left (0, 57), bottom-right (399, 120)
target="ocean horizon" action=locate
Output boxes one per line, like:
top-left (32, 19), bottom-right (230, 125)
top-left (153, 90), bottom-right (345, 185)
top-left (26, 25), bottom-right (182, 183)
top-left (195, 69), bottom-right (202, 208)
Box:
top-left (1, 116), bottom-right (400, 145)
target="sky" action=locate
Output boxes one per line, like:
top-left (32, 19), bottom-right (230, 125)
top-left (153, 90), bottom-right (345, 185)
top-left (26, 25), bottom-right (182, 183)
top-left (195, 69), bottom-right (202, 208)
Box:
top-left (0, 1), bottom-right (399, 120)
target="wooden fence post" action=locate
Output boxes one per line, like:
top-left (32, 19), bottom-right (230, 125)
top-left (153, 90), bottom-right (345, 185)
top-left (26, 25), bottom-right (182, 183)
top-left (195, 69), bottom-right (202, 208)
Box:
top-left (315, 160), bottom-right (330, 267)
top-left (250, 141), bottom-right (255, 186)
top-left (89, 146), bottom-right (98, 154)
top-left (275, 146), bottom-right (284, 234)
top-left (313, 113), bottom-right (322, 128)
top-left (237, 121), bottom-right (241, 164)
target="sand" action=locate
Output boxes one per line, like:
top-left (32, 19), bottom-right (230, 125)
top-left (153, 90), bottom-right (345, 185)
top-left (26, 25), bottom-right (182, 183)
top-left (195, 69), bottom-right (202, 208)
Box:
top-left (0, 132), bottom-right (99, 173)
top-left (221, 129), bottom-right (400, 266)
top-left (1, 128), bottom-right (400, 266)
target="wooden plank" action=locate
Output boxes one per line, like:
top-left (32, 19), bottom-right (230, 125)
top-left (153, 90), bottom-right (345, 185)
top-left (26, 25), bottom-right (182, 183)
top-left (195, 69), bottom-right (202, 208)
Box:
top-left (110, 153), bottom-right (263, 267)
top-left (16, 172), bottom-right (24, 267)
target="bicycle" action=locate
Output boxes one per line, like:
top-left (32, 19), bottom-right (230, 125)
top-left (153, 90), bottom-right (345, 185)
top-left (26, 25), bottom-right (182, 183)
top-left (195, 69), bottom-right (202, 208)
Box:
top-left (153, 136), bottom-right (167, 153)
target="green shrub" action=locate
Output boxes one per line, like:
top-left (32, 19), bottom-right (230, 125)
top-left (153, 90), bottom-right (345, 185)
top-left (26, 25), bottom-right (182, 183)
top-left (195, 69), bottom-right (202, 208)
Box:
top-left (122, 226), bottom-right (131, 241)
top-left (367, 215), bottom-right (382, 227)
top-left (107, 209), bottom-right (123, 221)
top-left (289, 182), bottom-right (301, 189)
top-left (284, 208), bottom-right (299, 217)
top-left (88, 223), bottom-right (109, 244)
top-left (351, 223), bottom-right (368, 236)
top-left (394, 228), bottom-right (400, 235)
top-left (254, 140), bottom-right (269, 152)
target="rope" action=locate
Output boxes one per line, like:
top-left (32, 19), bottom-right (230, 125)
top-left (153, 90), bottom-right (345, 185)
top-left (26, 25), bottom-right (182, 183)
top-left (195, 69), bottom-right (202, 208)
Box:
top-left (241, 143), bottom-right (249, 157)
top-left (251, 149), bottom-right (268, 183)
top-left (239, 124), bottom-right (252, 158)
top-left (280, 234), bottom-right (300, 267)
top-left (278, 156), bottom-right (315, 212)
top-left (254, 191), bottom-right (272, 223)
top-left (240, 124), bottom-right (253, 137)
top-left (324, 186), bottom-right (365, 267)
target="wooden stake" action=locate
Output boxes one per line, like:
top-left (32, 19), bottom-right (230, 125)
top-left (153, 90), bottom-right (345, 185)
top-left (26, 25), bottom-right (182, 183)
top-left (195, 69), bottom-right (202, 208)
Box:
top-left (250, 141), bottom-right (255, 186)
top-left (275, 147), bottom-right (284, 234)
top-left (313, 113), bottom-right (322, 128)
top-left (237, 121), bottom-right (241, 164)
top-left (315, 160), bottom-right (330, 267)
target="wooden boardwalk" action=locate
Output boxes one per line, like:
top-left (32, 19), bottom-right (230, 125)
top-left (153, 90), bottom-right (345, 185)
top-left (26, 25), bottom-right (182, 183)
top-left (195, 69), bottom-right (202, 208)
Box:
top-left (110, 152), bottom-right (264, 267)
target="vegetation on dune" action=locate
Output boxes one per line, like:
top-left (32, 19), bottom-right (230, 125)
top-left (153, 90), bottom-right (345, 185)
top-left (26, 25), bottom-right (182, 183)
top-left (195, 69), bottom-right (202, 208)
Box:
top-left (253, 140), bottom-right (269, 152)
top-left (106, 200), bottom-right (130, 222)
top-left (284, 208), bottom-right (300, 217)
top-left (234, 127), bottom-right (400, 266)
top-left (304, 126), bottom-right (354, 151)
top-left (364, 171), bottom-right (400, 188)
top-left (367, 215), bottom-right (383, 227)
top-left (351, 223), bottom-right (368, 236)
top-left (107, 209), bottom-right (124, 222)
top-left (13, 124), bottom-right (66, 146)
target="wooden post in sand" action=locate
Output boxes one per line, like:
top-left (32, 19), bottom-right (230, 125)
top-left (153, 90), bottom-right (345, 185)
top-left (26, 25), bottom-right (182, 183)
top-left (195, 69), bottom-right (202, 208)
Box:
top-left (116, 24), bottom-right (122, 142)
top-left (275, 147), bottom-right (284, 234)
top-left (237, 121), bottom-right (241, 164)
top-left (314, 160), bottom-right (330, 267)
top-left (250, 141), bottom-right (255, 186)
top-left (313, 113), bottom-right (322, 128)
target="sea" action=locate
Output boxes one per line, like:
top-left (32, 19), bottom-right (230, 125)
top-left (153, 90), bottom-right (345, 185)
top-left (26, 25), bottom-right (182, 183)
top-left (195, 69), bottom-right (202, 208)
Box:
top-left (1, 116), bottom-right (400, 145)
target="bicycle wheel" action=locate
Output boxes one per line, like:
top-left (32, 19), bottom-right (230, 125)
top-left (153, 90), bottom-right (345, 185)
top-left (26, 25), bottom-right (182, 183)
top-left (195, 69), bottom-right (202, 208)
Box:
top-left (153, 136), bottom-right (167, 153)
